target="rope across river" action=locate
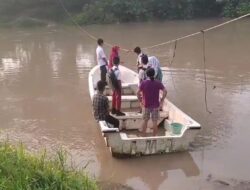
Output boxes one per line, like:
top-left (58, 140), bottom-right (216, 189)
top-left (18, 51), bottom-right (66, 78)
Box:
top-left (58, 0), bottom-right (250, 52)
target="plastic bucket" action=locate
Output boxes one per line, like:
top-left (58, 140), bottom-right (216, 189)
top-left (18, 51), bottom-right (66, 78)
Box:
top-left (170, 123), bottom-right (183, 135)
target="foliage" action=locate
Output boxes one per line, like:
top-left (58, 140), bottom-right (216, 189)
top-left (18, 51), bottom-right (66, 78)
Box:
top-left (236, 1), bottom-right (250, 15)
top-left (223, 0), bottom-right (250, 17)
top-left (0, 0), bottom-right (249, 26)
top-left (0, 142), bottom-right (98, 190)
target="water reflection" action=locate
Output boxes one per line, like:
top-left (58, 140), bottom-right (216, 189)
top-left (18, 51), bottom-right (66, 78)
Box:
top-left (48, 41), bottom-right (62, 78)
top-left (98, 152), bottom-right (199, 190)
top-left (0, 58), bottom-right (21, 75)
top-left (76, 44), bottom-right (95, 77)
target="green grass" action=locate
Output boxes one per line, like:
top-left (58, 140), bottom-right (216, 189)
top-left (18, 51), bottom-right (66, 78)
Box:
top-left (0, 142), bottom-right (98, 190)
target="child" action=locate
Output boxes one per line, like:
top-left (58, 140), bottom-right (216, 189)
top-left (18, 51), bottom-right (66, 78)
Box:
top-left (109, 46), bottom-right (120, 69)
top-left (111, 57), bottom-right (125, 116)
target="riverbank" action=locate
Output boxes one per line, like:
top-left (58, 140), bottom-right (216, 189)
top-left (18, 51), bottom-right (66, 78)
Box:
top-left (0, 142), bottom-right (98, 190)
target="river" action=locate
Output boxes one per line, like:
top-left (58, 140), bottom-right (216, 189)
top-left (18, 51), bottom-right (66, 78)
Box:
top-left (0, 19), bottom-right (250, 190)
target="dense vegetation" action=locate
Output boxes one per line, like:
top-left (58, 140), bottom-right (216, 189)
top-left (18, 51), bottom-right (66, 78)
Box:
top-left (0, 142), bottom-right (98, 190)
top-left (0, 0), bottom-right (249, 26)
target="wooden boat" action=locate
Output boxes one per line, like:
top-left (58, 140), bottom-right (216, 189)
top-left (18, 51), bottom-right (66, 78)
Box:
top-left (88, 65), bottom-right (201, 157)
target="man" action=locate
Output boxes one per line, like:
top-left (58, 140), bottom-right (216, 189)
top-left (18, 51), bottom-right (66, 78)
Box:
top-left (137, 68), bottom-right (167, 136)
top-left (141, 54), bottom-right (163, 82)
top-left (93, 80), bottom-right (119, 128)
top-left (96, 38), bottom-right (108, 85)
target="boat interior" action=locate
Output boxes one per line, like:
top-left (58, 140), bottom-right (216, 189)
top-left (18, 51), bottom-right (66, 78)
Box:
top-left (100, 82), bottom-right (192, 140)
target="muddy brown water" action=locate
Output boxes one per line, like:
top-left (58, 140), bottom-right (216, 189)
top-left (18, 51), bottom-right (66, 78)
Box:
top-left (0, 19), bottom-right (250, 190)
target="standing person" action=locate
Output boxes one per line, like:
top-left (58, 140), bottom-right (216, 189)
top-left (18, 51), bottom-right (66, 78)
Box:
top-left (141, 54), bottom-right (163, 82)
top-left (137, 68), bottom-right (167, 136)
top-left (137, 62), bottom-right (147, 113)
top-left (133, 46), bottom-right (144, 72)
top-left (138, 62), bottom-right (147, 84)
top-left (109, 46), bottom-right (120, 69)
top-left (96, 38), bottom-right (108, 85)
top-left (92, 80), bottom-right (119, 128)
top-left (111, 57), bottom-right (125, 116)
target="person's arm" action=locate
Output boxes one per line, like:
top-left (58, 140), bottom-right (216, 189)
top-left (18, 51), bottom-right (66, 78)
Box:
top-left (104, 97), bottom-right (110, 113)
top-left (160, 88), bottom-right (167, 103)
top-left (102, 57), bottom-right (108, 65)
top-left (137, 83), bottom-right (144, 106)
top-left (137, 89), bottom-right (142, 103)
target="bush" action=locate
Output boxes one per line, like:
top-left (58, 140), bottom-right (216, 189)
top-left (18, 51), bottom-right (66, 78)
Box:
top-left (0, 142), bottom-right (98, 190)
top-left (237, 1), bottom-right (250, 15)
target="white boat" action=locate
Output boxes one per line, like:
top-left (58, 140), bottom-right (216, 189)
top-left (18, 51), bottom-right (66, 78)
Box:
top-left (88, 65), bottom-right (201, 157)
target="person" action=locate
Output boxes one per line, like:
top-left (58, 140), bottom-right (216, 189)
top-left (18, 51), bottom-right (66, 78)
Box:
top-left (141, 54), bottom-right (163, 82)
top-left (109, 46), bottom-right (120, 69)
top-left (137, 68), bottom-right (167, 136)
top-left (111, 57), bottom-right (125, 116)
top-left (138, 60), bottom-right (148, 84)
top-left (92, 80), bottom-right (119, 128)
top-left (137, 60), bottom-right (148, 114)
top-left (96, 38), bottom-right (108, 85)
top-left (133, 46), bottom-right (144, 72)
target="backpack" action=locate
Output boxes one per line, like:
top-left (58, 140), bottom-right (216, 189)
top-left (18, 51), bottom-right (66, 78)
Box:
top-left (108, 68), bottom-right (120, 90)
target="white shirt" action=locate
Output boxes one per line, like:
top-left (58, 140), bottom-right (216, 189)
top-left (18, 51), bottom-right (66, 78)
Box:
top-left (112, 65), bottom-right (121, 80)
top-left (138, 65), bottom-right (147, 83)
top-left (148, 56), bottom-right (160, 76)
top-left (136, 53), bottom-right (143, 66)
top-left (96, 45), bottom-right (107, 66)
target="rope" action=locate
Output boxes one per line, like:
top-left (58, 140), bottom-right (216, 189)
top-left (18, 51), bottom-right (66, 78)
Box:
top-left (142, 13), bottom-right (250, 50)
top-left (201, 31), bottom-right (212, 114)
top-left (169, 40), bottom-right (178, 92)
top-left (57, 0), bottom-right (130, 52)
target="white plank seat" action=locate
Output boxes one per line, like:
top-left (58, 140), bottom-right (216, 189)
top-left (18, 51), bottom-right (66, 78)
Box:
top-left (112, 111), bottom-right (169, 130)
top-left (105, 82), bottom-right (137, 96)
top-left (99, 121), bottom-right (119, 133)
top-left (107, 95), bottom-right (139, 109)
top-left (113, 111), bottom-right (169, 120)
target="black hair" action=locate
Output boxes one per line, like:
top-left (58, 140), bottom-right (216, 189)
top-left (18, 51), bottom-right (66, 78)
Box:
top-left (141, 54), bottom-right (148, 64)
top-left (146, 68), bottom-right (155, 81)
top-left (97, 80), bottom-right (106, 92)
top-left (113, 56), bottom-right (120, 65)
top-left (97, 38), bottom-right (104, 45)
top-left (134, 46), bottom-right (141, 54)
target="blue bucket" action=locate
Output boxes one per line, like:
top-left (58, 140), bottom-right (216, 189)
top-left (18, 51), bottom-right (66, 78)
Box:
top-left (170, 123), bottom-right (183, 135)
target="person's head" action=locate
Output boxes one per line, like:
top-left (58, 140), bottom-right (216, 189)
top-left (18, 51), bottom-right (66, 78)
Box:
top-left (97, 38), bottom-right (104, 46)
top-left (113, 56), bottom-right (120, 66)
top-left (96, 80), bottom-right (106, 92)
top-left (146, 68), bottom-right (155, 80)
top-left (112, 46), bottom-right (120, 52)
top-left (141, 54), bottom-right (148, 65)
top-left (134, 46), bottom-right (141, 55)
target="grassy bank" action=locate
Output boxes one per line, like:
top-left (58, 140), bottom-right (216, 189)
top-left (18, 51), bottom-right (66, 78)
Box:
top-left (0, 142), bottom-right (98, 190)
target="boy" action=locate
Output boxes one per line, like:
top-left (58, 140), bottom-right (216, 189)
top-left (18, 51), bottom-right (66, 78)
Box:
top-left (93, 80), bottom-right (119, 128)
top-left (137, 68), bottom-right (167, 136)
top-left (96, 38), bottom-right (108, 85)
top-left (111, 57), bottom-right (125, 116)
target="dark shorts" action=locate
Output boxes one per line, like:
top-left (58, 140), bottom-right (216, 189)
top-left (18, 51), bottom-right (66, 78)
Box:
top-left (142, 108), bottom-right (159, 122)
